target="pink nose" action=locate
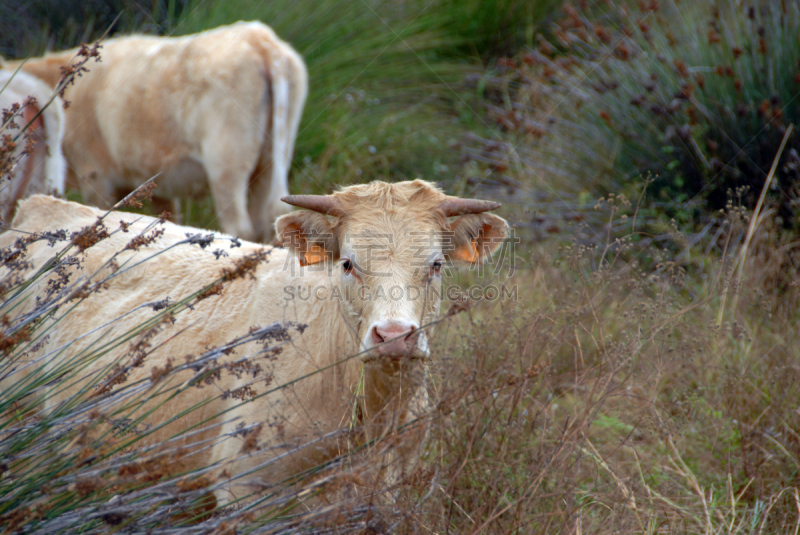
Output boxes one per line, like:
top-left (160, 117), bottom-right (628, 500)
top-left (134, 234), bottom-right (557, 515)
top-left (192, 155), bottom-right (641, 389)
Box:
top-left (370, 321), bottom-right (418, 356)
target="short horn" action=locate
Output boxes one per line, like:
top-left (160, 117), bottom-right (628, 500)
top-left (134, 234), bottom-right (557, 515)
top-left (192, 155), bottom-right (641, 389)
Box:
top-left (441, 197), bottom-right (502, 217)
top-left (281, 195), bottom-right (344, 217)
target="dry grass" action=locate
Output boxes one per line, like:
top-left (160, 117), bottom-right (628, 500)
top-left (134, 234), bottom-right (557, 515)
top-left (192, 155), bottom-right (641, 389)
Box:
top-left (392, 191), bottom-right (800, 533)
top-left (2, 173), bottom-right (798, 533)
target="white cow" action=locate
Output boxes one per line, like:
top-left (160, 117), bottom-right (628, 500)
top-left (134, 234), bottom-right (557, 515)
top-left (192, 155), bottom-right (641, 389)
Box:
top-left (0, 69), bottom-right (66, 224)
top-left (0, 180), bottom-right (508, 504)
top-left (4, 21), bottom-right (307, 242)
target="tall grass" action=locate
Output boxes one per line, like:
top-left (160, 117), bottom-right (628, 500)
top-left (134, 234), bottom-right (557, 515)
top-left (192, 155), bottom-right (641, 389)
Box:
top-left (398, 190), bottom-right (800, 532)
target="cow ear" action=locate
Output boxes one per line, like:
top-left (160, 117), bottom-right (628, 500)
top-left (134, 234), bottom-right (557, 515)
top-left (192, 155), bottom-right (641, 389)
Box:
top-left (275, 211), bottom-right (339, 266)
top-left (447, 213), bottom-right (509, 264)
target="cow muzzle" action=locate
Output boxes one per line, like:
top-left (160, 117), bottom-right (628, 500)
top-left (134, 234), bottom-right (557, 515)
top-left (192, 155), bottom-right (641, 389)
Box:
top-left (362, 320), bottom-right (429, 362)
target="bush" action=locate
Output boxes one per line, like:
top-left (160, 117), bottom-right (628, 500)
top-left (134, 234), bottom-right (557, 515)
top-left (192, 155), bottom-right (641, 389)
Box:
top-left (5, 70), bottom-right (800, 533)
top-left (497, 1), bottom-right (800, 229)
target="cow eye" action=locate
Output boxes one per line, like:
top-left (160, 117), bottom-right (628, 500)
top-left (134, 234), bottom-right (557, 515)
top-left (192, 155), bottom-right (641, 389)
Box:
top-left (342, 259), bottom-right (353, 274)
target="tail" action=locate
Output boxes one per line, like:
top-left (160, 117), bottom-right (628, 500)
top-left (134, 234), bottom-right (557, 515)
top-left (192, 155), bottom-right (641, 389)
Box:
top-left (242, 22), bottom-right (309, 241)
top-left (268, 45), bottom-right (308, 210)
top-left (38, 89), bottom-right (67, 197)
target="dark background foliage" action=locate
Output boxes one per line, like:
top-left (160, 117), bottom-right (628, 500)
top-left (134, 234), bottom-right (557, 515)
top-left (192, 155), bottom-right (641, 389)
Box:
top-left (0, 1), bottom-right (193, 58)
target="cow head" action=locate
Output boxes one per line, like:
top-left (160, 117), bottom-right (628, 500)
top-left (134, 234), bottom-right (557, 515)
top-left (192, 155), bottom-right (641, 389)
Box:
top-left (276, 180), bottom-right (508, 362)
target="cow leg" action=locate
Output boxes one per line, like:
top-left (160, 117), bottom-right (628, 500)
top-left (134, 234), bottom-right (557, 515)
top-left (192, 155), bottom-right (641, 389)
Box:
top-left (64, 138), bottom-right (118, 209)
top-left (204, 160), bottom-right (257, 242)
top-left (211, 185), bottom-right (255, 241)
top-left (172, 198), bottom-right (182, 223)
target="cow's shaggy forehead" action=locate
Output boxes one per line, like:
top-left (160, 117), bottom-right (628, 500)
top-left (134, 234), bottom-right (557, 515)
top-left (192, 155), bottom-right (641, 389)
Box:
top-left (332, 180), bottom-right (448, 230)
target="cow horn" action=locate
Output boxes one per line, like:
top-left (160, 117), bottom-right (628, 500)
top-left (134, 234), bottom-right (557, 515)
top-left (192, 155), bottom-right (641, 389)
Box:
top-left (281, 195), bottom-right (344, 217)
top-left (441, 197), bottom-right (502, 217)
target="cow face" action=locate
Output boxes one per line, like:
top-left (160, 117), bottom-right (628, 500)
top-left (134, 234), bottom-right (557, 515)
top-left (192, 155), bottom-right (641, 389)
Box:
top-left (276, 180), bottom-right (508, 362)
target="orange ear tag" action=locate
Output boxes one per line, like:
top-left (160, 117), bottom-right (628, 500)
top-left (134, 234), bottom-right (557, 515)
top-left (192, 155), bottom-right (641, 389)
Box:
top-left (303, 244), bottom-right (328, 266)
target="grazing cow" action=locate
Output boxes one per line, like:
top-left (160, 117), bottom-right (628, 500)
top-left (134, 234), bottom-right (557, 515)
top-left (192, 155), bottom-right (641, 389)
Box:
top-left (0, 180), bottom-right (508, 503)
top-left (4, 21), bottom-right (308, 243)
top-left (0, 69), bottom-right (66, 225)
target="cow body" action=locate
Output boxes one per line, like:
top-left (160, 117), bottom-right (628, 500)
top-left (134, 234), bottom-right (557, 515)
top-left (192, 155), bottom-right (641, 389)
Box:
top-left (0, 181), bottom-right (507, 503)
top-left (0, 69), bottom-right (66, 224)
top-left (6, 21), bottom-right (308, 242)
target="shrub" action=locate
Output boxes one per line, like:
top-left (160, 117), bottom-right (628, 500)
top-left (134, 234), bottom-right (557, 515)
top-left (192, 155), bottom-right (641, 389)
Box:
top-left (8, 3), bottom-right (800, 533)
top-left (497, 1), bottom-right (800, 229)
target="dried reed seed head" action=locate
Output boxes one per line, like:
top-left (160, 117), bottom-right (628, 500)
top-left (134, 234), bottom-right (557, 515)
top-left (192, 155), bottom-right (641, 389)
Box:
top-left (220, 249), bottom-right (269, 282)
top-left (70, 218), bottom-right (109, 252)
top-left (122, 228), bottom-right (164, 252)
top-left (120, 180), bottom-right (157, 209)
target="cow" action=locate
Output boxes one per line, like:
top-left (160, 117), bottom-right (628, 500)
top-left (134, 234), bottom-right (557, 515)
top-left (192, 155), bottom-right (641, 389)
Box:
top-left (0, 69), bottom-right (66, 225)
top-left (3, 21), bottom-right (308, 243)
top-left (0, 179), bottom-right (508, 504)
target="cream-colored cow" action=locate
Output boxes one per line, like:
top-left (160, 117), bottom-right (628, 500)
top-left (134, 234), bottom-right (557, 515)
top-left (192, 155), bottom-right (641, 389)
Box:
top-left (0, 180), bottom-right (507, 503)
top-left (0, 69), bottom-right (66, 224)
top-left (4, 21), bottom-right (307, 242)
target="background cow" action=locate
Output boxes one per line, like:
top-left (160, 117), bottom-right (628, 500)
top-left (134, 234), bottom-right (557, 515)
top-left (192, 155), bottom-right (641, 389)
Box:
top-left (0, 69), bottom-right (66, 225)
top-left (0, 180), bottom-right (507, 504)
top-left (4, 21), bottom-right (308, 243)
